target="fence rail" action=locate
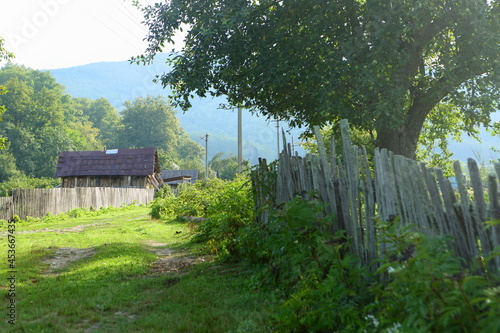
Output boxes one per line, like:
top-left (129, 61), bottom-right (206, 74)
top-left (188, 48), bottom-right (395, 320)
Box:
top-left (252, 119), bottom-right (500, 272)
top-left (0, 187), bottom-right (154, 220)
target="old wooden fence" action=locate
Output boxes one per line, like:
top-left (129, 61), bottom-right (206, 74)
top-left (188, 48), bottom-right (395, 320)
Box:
top-left (252, 120), bottom-right (500, 272)
top-left (0, 187), bottom-right (155, 220)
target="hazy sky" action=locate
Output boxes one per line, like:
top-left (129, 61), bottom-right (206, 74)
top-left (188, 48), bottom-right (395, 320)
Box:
top-left (0, 0), bottom-right (181, 70)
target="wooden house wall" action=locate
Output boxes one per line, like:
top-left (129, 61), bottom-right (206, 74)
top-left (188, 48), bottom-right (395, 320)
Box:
top-left (61, 176), bottom-right (149, 188)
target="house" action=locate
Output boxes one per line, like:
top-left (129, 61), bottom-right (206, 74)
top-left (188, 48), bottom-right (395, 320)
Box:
top-left (55, 147), bottom-right (163, 190)
top-left (161, 169), bottom-right (199, 188)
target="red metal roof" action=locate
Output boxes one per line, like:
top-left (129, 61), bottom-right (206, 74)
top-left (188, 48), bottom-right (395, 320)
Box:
top-left (55, 147), bottom-right (160, 177)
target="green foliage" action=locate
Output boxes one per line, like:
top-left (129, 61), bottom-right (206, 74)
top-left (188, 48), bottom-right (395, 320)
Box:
top-left (0, 36), bottom-right (13, 150)
top-left (71, 97), bottom-right (121, 148)
top-left (364, 217), bottom-right (500, 333)
top-left (0, 143), bottom-right (23, 182)
top-left (135, 0), bottom-right (500, 158)
top-left (0, 175), bottom-right (59, 196)
top-left (232, 196), bottom-right (371, 331)
top-left (275, 252), bottom-right (368, 333)
top-left (149, 178), bottom-right (226, 220)
top-left (149, 176), bottom-right (254, 256)
top-left (210, 152), bottom-right (250, 180)
top-left (193, 176), bottom-right (254, 255)
top-left (0, 64), bottom-right (111, 177)
top-left (119, 95), bottom-right (204, 168)
top-left (241, 197), bottom-right (339, 288)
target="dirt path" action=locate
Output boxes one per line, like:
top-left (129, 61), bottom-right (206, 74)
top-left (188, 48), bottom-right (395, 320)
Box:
top-left (146, 241), bottom-right (213, 276)
top-left (41, 238), bottom-right (212, 276)
top-left (42, 247), bottom-right (97, 273)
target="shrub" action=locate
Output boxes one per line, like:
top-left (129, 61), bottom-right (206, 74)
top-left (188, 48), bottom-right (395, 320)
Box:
top-left (365, 218), bottom-right (500, 333)
top-left (149, 178), bottom-right (228, 220)
top-left (193, 176), bottom-right (254, 256)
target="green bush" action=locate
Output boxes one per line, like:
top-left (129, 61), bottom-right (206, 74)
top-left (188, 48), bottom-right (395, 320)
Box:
top-left (193, 176), bottom-right (254, 255)
top-left (149, 176), bottom-right (254, 256)
top-left (149, 178), bottom-right (228, 220)
top-left (236, 199), bottom-right (500, 332)
top-left (364, 218), bottom-right (500, 333)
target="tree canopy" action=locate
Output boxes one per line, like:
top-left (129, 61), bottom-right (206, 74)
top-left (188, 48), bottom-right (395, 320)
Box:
top-left (210, 152), bottom-right (249, 180)
top-left (0, 36), bottom-right (14, 149)
top-left (119, 95), bottom-right (204, 169)
top-left (135, 0), bottom-right (500, 158)
top-left (0, 64), bottom-right (204, 182)
top-left (0, 64), bottom-right (103, 178)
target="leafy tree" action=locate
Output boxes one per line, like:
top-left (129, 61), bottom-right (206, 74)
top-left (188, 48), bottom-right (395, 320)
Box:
top-left (0, 144), bottom-right (23, 182)
top-left (0, 36), bottom-right (14, 149)
top-left (135, 0), bottom-right (500, 159)
top-left (119, 95), bottom-right (204, 168)
top-left (0, 64), bottom-right (103, 177)
top-left (73, 97), bottom-right (121, 147)
top-left (210, 152), bottom-right (249, 180)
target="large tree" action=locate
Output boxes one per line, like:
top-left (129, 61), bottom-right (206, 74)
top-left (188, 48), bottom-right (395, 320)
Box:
top-left (72, 97), bottom-right (121, 147)
top-left (119, 95), bottom-right (204, 168)
top-left (134, 0), bottom-right (500, 159)
top-left (0, 36), bottom-right (14, 149)
top-left (0, 64), bottom-right (103, 177)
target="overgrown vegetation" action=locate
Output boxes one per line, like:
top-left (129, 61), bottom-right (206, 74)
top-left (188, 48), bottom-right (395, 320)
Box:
top-left (0, 175), bottom-right (60, 196)
top-left (150, 176), bottom-right (254, 256)
top-left (153, 177), bottom-right (500, 332)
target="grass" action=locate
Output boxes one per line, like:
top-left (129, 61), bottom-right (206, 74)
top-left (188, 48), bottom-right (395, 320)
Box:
top-left (1, 206), bottom-right (277, 332)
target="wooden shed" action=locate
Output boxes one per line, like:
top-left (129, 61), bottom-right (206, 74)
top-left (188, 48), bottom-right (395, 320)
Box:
top-left (55, 147), bottom-right (163, 190)
top-left (161, 169), bottom-right (200, 188)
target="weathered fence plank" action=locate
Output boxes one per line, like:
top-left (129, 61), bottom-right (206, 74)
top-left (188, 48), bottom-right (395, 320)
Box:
top-left (1, 187), bottom-right (154, 220)
top-left (252, 120), bottom-right (500, 272)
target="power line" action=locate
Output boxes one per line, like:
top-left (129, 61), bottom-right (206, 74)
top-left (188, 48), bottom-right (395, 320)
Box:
top-left (73, 1), bottom-right (145, 52)
top-left (114, 0), bottom-right (149, 33)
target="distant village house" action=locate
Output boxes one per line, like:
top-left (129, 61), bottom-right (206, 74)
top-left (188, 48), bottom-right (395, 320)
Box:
top-left (55, 147), bottom-right (163, 190)
top-left (161, 169), bottom-right (199, 188)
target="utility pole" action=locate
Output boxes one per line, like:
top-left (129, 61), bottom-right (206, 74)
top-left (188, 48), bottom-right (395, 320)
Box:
top-left (201, 134), bottom-right (209, 179)
top-left (238, 107), bottom-right (243, 174)
top-left (272, 118), bottom-right (280, 158)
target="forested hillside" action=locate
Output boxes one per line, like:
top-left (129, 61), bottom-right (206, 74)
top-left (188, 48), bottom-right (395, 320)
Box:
top-left (0, 64), bottom-right (204, 182)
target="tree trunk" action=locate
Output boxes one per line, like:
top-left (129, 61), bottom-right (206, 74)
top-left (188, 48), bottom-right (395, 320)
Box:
top-left (376, 126), bottom-right (420, 160)
top-left (376, 99), bottom-right (433, 160)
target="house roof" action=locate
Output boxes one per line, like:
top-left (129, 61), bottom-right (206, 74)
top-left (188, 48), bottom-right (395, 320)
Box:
top-left (161, 169), bottom-right (199, 184)
top-left (55, 147), bottom-right (160, 177)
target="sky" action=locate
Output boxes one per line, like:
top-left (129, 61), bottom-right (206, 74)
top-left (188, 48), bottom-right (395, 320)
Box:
top-left (0, 0), bottom-right (181, 70)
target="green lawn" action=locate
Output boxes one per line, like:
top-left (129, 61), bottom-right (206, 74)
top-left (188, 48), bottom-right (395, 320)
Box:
top-left (1, 206), bottom-right (275, 332)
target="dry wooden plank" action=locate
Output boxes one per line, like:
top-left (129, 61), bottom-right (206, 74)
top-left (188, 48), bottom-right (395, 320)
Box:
top-left (487, 174), bottom-right (500, 270)
top-left (467, 159), bottom-right (492, 263)
top-left (495, 163), bottom-right (500, 188)
top-left (468, 159), bottom-right (487, 221)
top-left (340, 120), bottom-right (363, 258)
top-left (453, 161), bottom-right (478, 260)
top-left (392, 156), bottom-right (406, 224)
top-left (361, 146), bottom-right (377, 268)
top-left (314, 126), bottom-right (337, 216)
top-left (436, 169), bottom-right (472, 262)
top-left (421, 165), bottom-right (447, 235)
top-left (374, 148), bottom-right (398, 221)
